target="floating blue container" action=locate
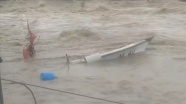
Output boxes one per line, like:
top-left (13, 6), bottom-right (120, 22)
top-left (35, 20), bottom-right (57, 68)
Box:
top-left (40, 72), bottom-right (55, 81)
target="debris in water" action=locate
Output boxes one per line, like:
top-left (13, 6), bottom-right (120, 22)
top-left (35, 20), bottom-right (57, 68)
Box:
top-left (23, 20), bottom-right (37, 59)
top-left (71, 36), bottom-right (154, 63)
top-left (40, 72), bottom-right (56, 81)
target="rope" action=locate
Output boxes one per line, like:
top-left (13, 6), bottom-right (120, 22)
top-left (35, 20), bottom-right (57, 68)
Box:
top-left (2, 78), bottom-right (124, 104)
top-left (11, 82), bottom-right (37, 104)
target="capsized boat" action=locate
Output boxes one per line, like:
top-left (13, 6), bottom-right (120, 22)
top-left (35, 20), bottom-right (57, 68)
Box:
top-left (71, 36), bottom-right (154, 63)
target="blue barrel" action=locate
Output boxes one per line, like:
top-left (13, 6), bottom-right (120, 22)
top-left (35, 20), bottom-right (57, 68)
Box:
top-left (40, 72), bottom-right (55, 80)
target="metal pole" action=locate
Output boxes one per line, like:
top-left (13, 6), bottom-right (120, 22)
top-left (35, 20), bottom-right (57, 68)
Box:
top-left (0, 72), bottom-right (4, 104)
top-left (0, 57), bottom-right (4, 104)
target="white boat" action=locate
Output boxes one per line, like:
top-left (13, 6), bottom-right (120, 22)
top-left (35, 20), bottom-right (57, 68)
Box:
top-left (70, 36), bottom-right (154, 63)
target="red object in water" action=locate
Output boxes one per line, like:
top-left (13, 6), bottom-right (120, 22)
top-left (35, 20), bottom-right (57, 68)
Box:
top-left (23, 20), bottom-right (36, 59)
top-left (27, 20), bottom-right (35, 46)
top-left (28, 28), bottom-right (35, 46)
top-left (23, 47), bottom-right (30, 59)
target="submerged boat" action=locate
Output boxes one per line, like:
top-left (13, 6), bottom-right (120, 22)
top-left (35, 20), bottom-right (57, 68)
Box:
top-left (74, 36), bottom-right (154, 63)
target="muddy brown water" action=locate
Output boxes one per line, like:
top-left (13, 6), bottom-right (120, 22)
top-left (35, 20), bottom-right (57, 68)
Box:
top-left (1, 0), bottom-right (186, 104)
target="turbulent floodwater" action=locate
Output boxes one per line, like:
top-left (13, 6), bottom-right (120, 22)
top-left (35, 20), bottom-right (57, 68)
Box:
top-left (1, 0), bottom-right (186, 104)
